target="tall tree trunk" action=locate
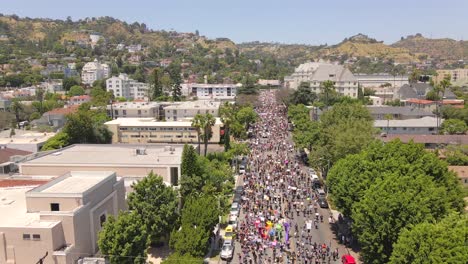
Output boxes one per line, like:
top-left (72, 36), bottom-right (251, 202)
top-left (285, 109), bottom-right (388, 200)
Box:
top-left (197, 132), bottom-right (201, 155)
top-left (204, 127), bottom-right (209, 156)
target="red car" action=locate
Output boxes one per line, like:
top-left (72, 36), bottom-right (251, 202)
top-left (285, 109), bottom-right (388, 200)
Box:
top-left (342, 255), bottom-right (356, 264)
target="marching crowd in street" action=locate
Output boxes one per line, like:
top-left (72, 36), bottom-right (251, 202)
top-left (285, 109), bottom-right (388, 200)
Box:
top-left (233, 90), bottom-right (344, 264)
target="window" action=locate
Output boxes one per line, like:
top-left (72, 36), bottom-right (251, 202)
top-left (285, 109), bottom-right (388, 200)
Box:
top-left (50, 203), bottom-right (60, 211)
top-left (23, 234), bottom-right (31, 240)
top-left (123, 110), bottom-right (127, 116)
top-left (170, 167), bottom-right (179, 186)
top-left (100, 214), bottom-right (107, 227)
top-left (138, 110), bottom-right (142, 115)
top-left (32, 234), bottom-right (41, 240)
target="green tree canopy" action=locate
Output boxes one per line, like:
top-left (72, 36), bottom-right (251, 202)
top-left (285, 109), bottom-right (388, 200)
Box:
top-left (161, 253), bottom-right (204, 264)
top-left (127, 172), bottom-right (178, 243)
top-left (98, 211), bottom-right (148, 264)
top-left (68, 85), bottom-right (85, 96)
top-left (440, 119), bottom-right (467, 135)
top-left (389, 212), bottom-right (468, 264)
top-left (62, 77), bottom-right (80, 91)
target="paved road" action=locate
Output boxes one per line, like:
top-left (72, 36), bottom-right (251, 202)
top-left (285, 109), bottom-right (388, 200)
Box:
top-left (221, 90), bottom-right (348, 264)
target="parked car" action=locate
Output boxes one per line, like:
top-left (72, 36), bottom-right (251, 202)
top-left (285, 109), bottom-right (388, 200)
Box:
top-left (342, 255), bottom-right (356, 264)
top-left (230, 206), bottom-right (239, 217)
top-left (228, 215), bottom-right (238, 230)
top-left (231, 202), bottom-right (239, 211)
top-left (316, 188), bottom-right (326, 199)
top-left (223, 225), bottom-right (235, 240)
top-left (318, 198), bottom-right (329, 208)
top-left (239, 164), bottom-right (246, 174)
top-left (220, 244), bottom-right (234, 260)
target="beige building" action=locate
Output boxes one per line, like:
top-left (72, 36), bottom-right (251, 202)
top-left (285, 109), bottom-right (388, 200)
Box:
top-left (0, 131), bottom-right (56, 153)
top-left (105, 118), bottom-right (222, 145)
top-left (0, 171), bottom-right (126, 264)
top-left (435, 68), bottom-right (468, 86)
top-left (164, 101), bottom-right (221, 121)
top-left (19, 144), bottom-right (185, 187)
top-left (107, 101), bottom-right (159, 119)
top-left (284, 62), bottom-right (359, 98)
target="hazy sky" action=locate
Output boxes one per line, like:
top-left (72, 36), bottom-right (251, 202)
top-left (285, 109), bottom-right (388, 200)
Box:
top-left (2, 0), bottom-right (467, 45)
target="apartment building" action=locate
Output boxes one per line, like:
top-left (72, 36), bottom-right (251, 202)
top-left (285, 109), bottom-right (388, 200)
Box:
top-left (105, 117), bottom-right (222, 145)
top-left (164, 101), bottom-right (221, 121)
top-left (367, 106), bottom-right (435, 120)
top-left (106, 102), bottom-right (159, 119)
top-left (0, 171), bottom-right (126, 264)
top-left (19, 144), bottom-right (185, 187)
top-left (188, 83), bottom-right (240, 100)
top-left (81, 59), bottom-right (110, 85)
top-left (284, 62), bottom-right (359, 98)
top-left (355, 74), bottom-right (409, 89)
top-left (106, 73), bottom-right (149, 100)
top-left (69, 95), bottom-right (91, 106)
top-left (435, 68), bottom-right (468, 86)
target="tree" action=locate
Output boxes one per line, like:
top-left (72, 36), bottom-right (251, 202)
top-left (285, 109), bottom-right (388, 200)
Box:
top-left (35, 88), bottom-right (45, 114)
top-left (289, 82), bottom-right (317, 105)
top-left (151, 68), bottom-right (164, 100)
top-left (409, 68), bottom-right (421, 83)
top-left (219, 102), bottom-right (235, 151)
top-left (10, 100), bottom-right (23, 129)
top-left (98, 211), bottom-right (148, 264)
top-left (167, 64), bottom-right (182, 101)
top-left (352, 173), bottom-right (454, 264)
top-left (127, 172), bottom-right (178, 243)
top-left (440, 119), bottom-right (467, 135)
top-left (201, 113), bottom-right (216, 156)
top-left (236, 106), bottom-right (258, 130)
top-left (41, 132), bottom-right (70, 151)
top-left (389, 212), bottom-right (468, 264)
top-left (162, 253), bottom-right (203, 264)
top-left (384, 114), bottom-right (393, 134)
top-left (321, 80), bottom-right (335, 109)
top-left (180, 144), bottom-right (202, 198)
top-left (445, 145), bottom-right (468, 165)
top-left (62, 77), bottom-right (80, 91)
top-left (327, 140), bottom-right (464, 218)
top-left (9, 121), bottom-right (15, 138)
top-left (170, 195), bottom-right (219, 257)
top-left (68, 85), bottom-right (85, 96)
top-left (191, 114), bottom-right (203, 155)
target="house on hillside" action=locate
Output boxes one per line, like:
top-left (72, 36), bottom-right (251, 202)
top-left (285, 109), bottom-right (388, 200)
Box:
top-left (32, 105), bottom-right (79, 128)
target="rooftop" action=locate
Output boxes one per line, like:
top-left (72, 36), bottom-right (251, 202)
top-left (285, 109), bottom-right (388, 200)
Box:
top-left (406, 99), bottom-right (435, 105)
top-left (367, 106), bottom-right (435, 118)
top-left (164, 100), bottom-right (221, 110)
top-left (448, 166), bottom-right (468, 179)
top-left (0, 179), bottom-right (48, 188)
top-left (0, 147), bottom-right (32, 164)
top-left (0, 131), bottom-right (56, 145)
top-left (45, 105), bottom-right (79, 115)
top-left (374, 116), bottom-right (440, 128)
top-left (21, 144), bottom-right (186, 167)
top-left (379, 134), bottom-right (468, 145)
top-left (105, 117), bottom-right (223, 127)
top-left (28, 171), bottom-right (115, 196)
top-left (190, 83), bottom-right (242, 88)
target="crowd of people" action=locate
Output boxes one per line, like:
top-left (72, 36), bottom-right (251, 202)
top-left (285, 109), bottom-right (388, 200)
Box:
top-left (233, 90), bottom-right (343, 264)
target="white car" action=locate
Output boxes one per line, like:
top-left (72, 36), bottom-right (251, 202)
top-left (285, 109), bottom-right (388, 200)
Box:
top-left (228, 215), bottom-right (238, 230)
top-left (239, 165), bottom-right (246, 174)
top-left (220, 244), bottom-right (234, 260)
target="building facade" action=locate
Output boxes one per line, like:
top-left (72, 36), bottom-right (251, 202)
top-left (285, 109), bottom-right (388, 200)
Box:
top-left (81, 60), bottom-right (110, 85)
top-left (105, 118), bottom-right (222, 145)
top-left (164, 101), bottom-right (221, 121)
top-left (355, 74), bottom-right (409, 89)
top-left (106, 102), bottom-right (159, 119)
top-left (106, 74), bottom-right (149, 100)
top-left (0, 171), bottom-right (126, 264)
top-left (435, 68), bottom-right (468, 86)
top-left (284, 62), bottom-right (359, 98)
top-left (188, 84), bottom-right (240, 100)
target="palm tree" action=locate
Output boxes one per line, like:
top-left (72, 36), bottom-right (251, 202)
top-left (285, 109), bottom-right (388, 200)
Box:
top-left (384, 114), bottom-right (393, 135)
top-left (201, 113), bottom-right (216, 156)
top-left (321, 80), bottom-right (335, 109)
top-left (219, 102), bottom-right (235, 151)
top-left (10, 100), bottom-right (23, 129)
top-left (191, 114), bottom-right (203, 155)
top-left (435, 75), bottom-right (451, 131)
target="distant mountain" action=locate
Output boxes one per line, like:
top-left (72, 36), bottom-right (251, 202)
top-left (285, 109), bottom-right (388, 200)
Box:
top-left (392, 34), bottom-right (468, 61)
top-left (313, 34), bottom-right (420, 63)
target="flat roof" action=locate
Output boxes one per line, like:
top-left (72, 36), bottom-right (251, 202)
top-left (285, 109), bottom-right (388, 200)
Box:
top-left (105, 117), bottom-right (223, 127)
top-left (379, 134), bottom-right (468, 145)
top-left (107, 101), bottom-right (159, 110)
top-left (374, 117), bottom-right (441, 128)
top-left (31, 171), bottom-right (114, 195)
top-left (0, 132), bottom-right (56, 145)
top-left (0, 187), bottom-right (59, 227)
top-left (21, 144), bottom-right (185, 167)
top-left (164, 100), bottom-right (221, 110)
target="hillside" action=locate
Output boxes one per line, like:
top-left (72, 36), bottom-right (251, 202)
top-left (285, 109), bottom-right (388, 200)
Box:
top-left (314, 34), bottom-right (420, 63)
top-left (392, 34), bottom-right (468, 61)
top-left (238, 42), bottom-right (323, 65)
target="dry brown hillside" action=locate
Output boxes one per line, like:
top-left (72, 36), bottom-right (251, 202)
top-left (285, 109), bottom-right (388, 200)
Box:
top-left (392, 34), bottom-right (468, 60)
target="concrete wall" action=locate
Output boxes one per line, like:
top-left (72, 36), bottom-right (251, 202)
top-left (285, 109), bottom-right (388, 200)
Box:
top-left (26, 197), bottom-right (83, 212)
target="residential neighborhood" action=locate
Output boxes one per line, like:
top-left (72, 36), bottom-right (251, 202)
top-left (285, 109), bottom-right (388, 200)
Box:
top-left (0, 2), bottom-right (467, 264)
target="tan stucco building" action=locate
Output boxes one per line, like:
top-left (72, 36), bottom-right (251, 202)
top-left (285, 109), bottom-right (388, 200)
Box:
top-left (435, 68), bottom-right (468, 86)
top-left (19, 144), bottom-right (185, 187)
top-left (164, 100), bottom-right (221, 121)
top-left (105, 118), bottom-right (222, 145)
top-left (0, 171), bottom-right (126, 264)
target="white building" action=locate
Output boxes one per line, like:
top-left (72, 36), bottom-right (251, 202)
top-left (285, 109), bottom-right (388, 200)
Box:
top-left (106, 102), bottom-right (159, 119)
top-left (375, 116), bottom-right (441, 135)
top-left (81, 59), bottom-right (110, 85)
top-left (164, 101), bottom-right (221, 121)
top-left (41, 80), bottom-right (64, 93)
top-left (106, 73), bottom-right (149, 100)
top-left (284, 62), bottom-right (359, 98)
top-left (188, 83), bottom-right (240, 100)
top-left (355, 74), bottom-right (409, 89)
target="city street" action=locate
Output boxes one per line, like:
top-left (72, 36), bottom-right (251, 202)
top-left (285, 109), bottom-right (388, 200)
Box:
top-left (224, 90), bottom-right (349, 264)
